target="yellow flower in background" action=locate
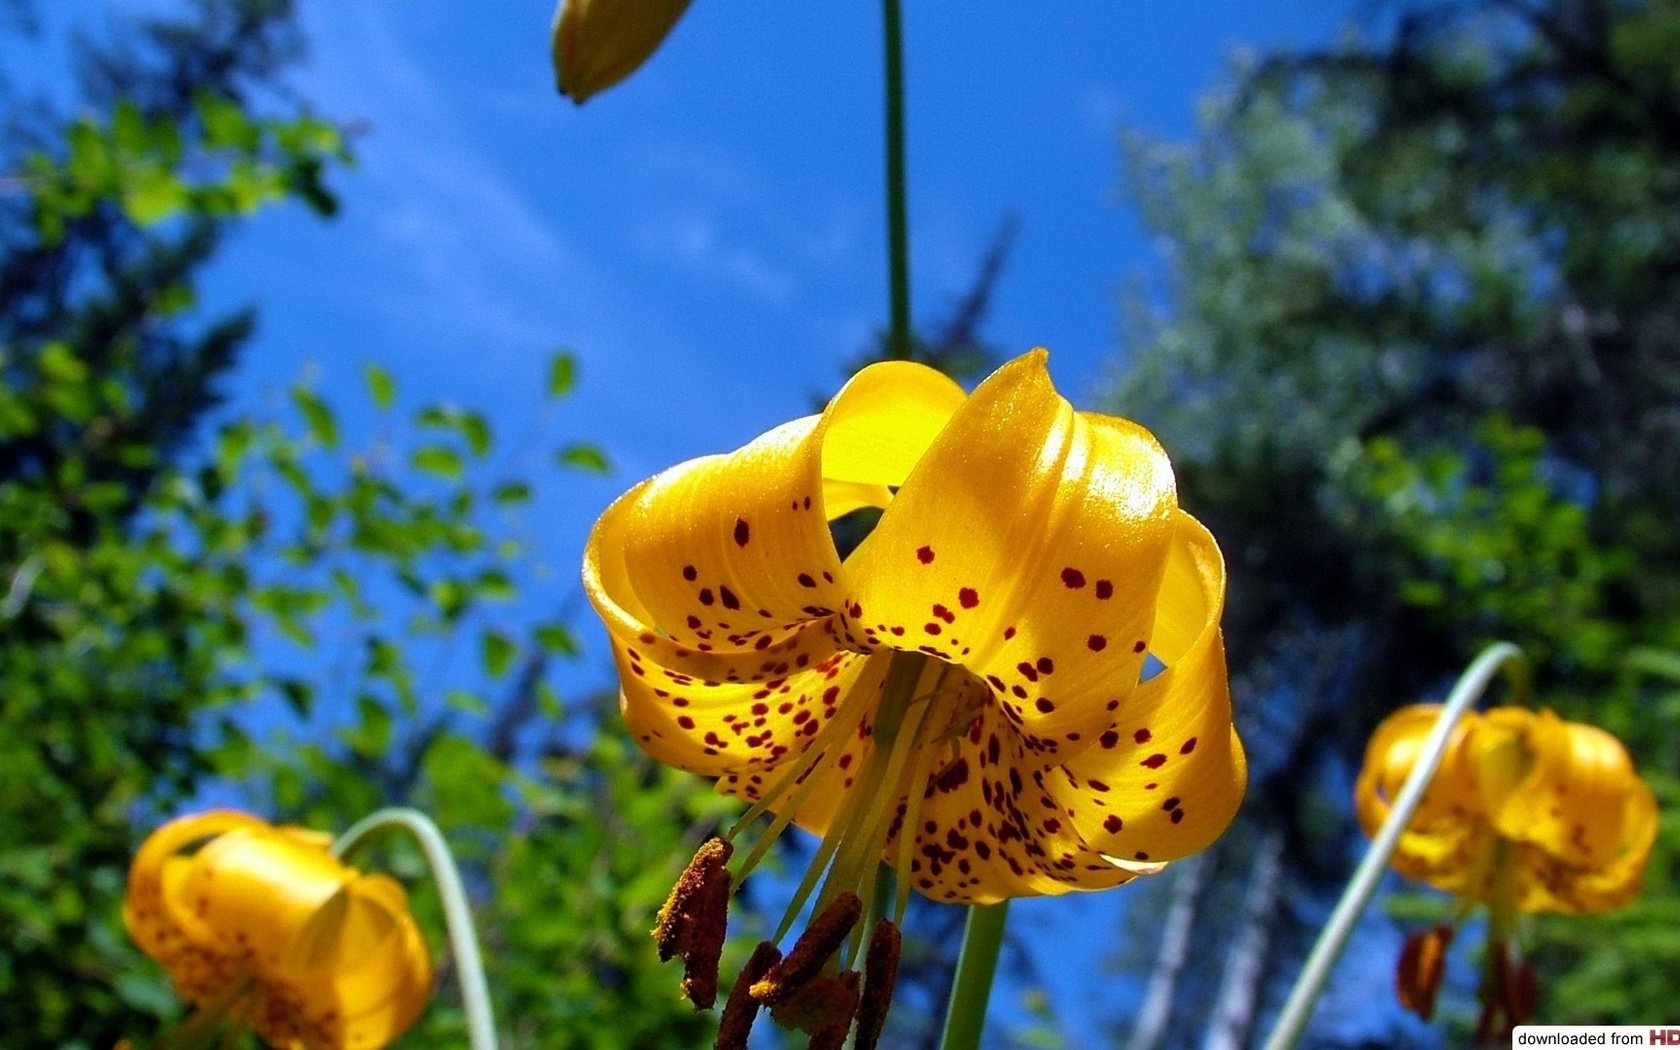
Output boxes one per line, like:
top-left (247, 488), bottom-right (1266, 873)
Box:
top-left (584, 350), bottom-right (1245, 1044)
top-left (1356, 704), bottom-right (1656, 1037)
top-left (551, 0), bottom-right (693, 104)
top-left (1357, 704), bottom-right (1656, 913)
top-left (125, 810), bottom-right (433, 1050)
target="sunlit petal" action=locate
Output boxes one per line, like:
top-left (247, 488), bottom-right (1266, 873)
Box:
top-left (845, 352), bottom-right (1177, 751)
top-left (1049, 513), bottom-right (1245, 863)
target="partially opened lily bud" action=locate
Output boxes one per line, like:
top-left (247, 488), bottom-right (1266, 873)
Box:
top-left (124, 810), bottom-right (434, 1049)
top-left (583, 350), bottom-right (1246, 1045)
top-left (1356, 704), bottom-right (1656, 1037)
top-left (551, 0), bottom-right (693, 104)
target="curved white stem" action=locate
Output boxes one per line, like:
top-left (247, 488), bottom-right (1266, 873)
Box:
top-left (332, 807), bottom-right (498, 1050)
top-left (1260, 641), bottom-right (1529, 1050)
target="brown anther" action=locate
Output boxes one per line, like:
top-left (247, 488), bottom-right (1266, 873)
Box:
top-left (1395, 923), bottom-right (1452, 1022)
top-left (653, 837), bottom-right (732, 1008)
top-left (714, 941), bottom-right (781, 1050)
top-left (853, 920), bottom-right (902, 1050)
top-left (769, 969), bottom-right (859, 1038)
top-left (749, 892), bottom-right (862, 1004)
top-left (1475, 938), bottom-right (1533, 1044)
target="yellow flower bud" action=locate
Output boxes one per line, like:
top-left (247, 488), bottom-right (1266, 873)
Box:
top-left (550, 0), bottom-right (693, 104)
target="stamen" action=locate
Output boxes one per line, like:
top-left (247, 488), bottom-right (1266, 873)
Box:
top-left (715, 941), bottom-right (781, 1050)
top-left (853, 920), bottom-right (901, 1050)
top-left (768, 970), bottom-right (859, 1039)
top-left (751, 892), bottom-right (862, 1004)
top-left (821, 693), bottom-right (932, 957)
top-left (1395, 923), bottom-right (1453, 1021)
top-left (893, 720), bottom-right (943, 923)
top-left (653, 837), bottom-right (732, 1008)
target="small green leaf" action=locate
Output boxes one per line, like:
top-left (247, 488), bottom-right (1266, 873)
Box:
top-left (482, 629), bottom-right (517, 678)
top-left (548, 350), bottom-right (577, 398)
top-left (491, 481), bottom-right (532, 506)
top-left (411, 445), bottom-right (463, 479)
top-left (535, 623), bottom-right (579, 657)
top-left (446, 688), bottom-right (489, 715)
top-left (291, 387), bottom-right (339, 448)
top-left (364, 363), bottom-right (396, 408)
top-left (557, 443), bottom-right (610, 474)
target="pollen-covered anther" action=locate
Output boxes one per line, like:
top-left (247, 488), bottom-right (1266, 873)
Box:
top-left (714, 941), bottom-right (781, 1050)
top-left (853, 919), bottom-right (902, 1050)
top-left (769, 969), bottom-right (860, 1039)
top-left (749, 892), bottom-right (862, 1005)
top-left (652, 837), bottom-right (733, 1008)
top-left (1395, 923), bottom-right (1453, 1022)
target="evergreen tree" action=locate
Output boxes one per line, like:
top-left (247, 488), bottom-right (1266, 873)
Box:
top-left (1104, 0), bottom-right (1680, 1040)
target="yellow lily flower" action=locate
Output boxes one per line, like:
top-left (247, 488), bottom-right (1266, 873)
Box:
top-left (550, 0), bottom-right (693, 104)
top-left (124, 810), bottom-right (434, 1050)
top-left (583, 350), bottom-right (1245, 1043)
top-left (1355, 704), bottom-right (1657, 1036)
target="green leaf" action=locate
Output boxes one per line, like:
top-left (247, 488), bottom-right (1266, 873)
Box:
top-left (446, 688), bottom-right (489, 714)
top-left (411, 445), bottom-right (463, 479)
top-left (364, 363), bottom-right (396, 408)
top-left (482, 629), bottom-right (517, 678)
top-left (491, 481), bottom-right (532, 506)
top-left (557, 443), bottom-right (610, 474)
top-left (291, 386), bottom-right (339, 448)
top-left (38, 343), bottom-right (88, 384)
top-left (535, 623), bottom-right (579, 657)
top-left (547, 350), bottom-right (577, 398)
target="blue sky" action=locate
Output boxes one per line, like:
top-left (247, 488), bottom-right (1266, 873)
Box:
top-left (22, 0), bottom-right (1409, 1041)
top-left (195, 0), bottom-right (1352, 689)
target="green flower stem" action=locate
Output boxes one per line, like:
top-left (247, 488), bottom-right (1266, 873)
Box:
top-left (332, 807), bottom-right (498, 1050)
top-left (938, 900), bottom-right (1010, 1050)
top-left (881, 0), bottom-right (912, 360)
top-left (1261, 641), bottom-right (1530, 1050)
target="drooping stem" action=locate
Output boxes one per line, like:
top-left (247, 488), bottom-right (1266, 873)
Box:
top-left (1260, 642), bottom-right (1530, 1050)
top-left (938, 900), bottom-right (1009, 1050)
top-left (332, 807), bottom-right (498, 1050)
top-left (881, 0), bottom-right (912, 360)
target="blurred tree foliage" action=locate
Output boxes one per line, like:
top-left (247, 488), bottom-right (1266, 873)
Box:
top-left (1, 3), bottom-right (735, 1048)
top-left (1103, 0), bottom-right (1680, 1040)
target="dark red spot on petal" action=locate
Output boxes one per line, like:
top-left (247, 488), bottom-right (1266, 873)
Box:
top-left (1133, 639), bottom-right (1148, 653)
top-left (1061, 567), bottom-right (1086, 588)
top-left (1134, 728), bottom-right (1152, 744)
top-left (1180, 737), bottom-right (1198, 755)
top-left (718, 585), bottom-right (740, 610)
top-left (1100, 730), bottom-right (1119, 748)
top-left (682, 565), bottom-right (698, 581)
top-left (958, 587), bottom-right (979, 609)
top-left (916, 546), bottom-right (935, 564)
top-left (1095, 579), bottom-right (1113, 600)
top-left (1103, 815), bottom-right (1123, 833)
top-left (797, 573), bottom-right (816, 588)
top-left (677, 715), bottom-right (696, 730)
top-left (1036, 657), bottom-right (1055, 675)
top-left (698, 588), bottom-right (715, 606)
top-left (1087, 634), bottom-right (1107, 651)
top-left (733, 518), bottom-right (750, 546)
top-left (1035, 698), bottom-right (1055, 714)
top-left (1141, 753), bottom-right (1167, 769)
